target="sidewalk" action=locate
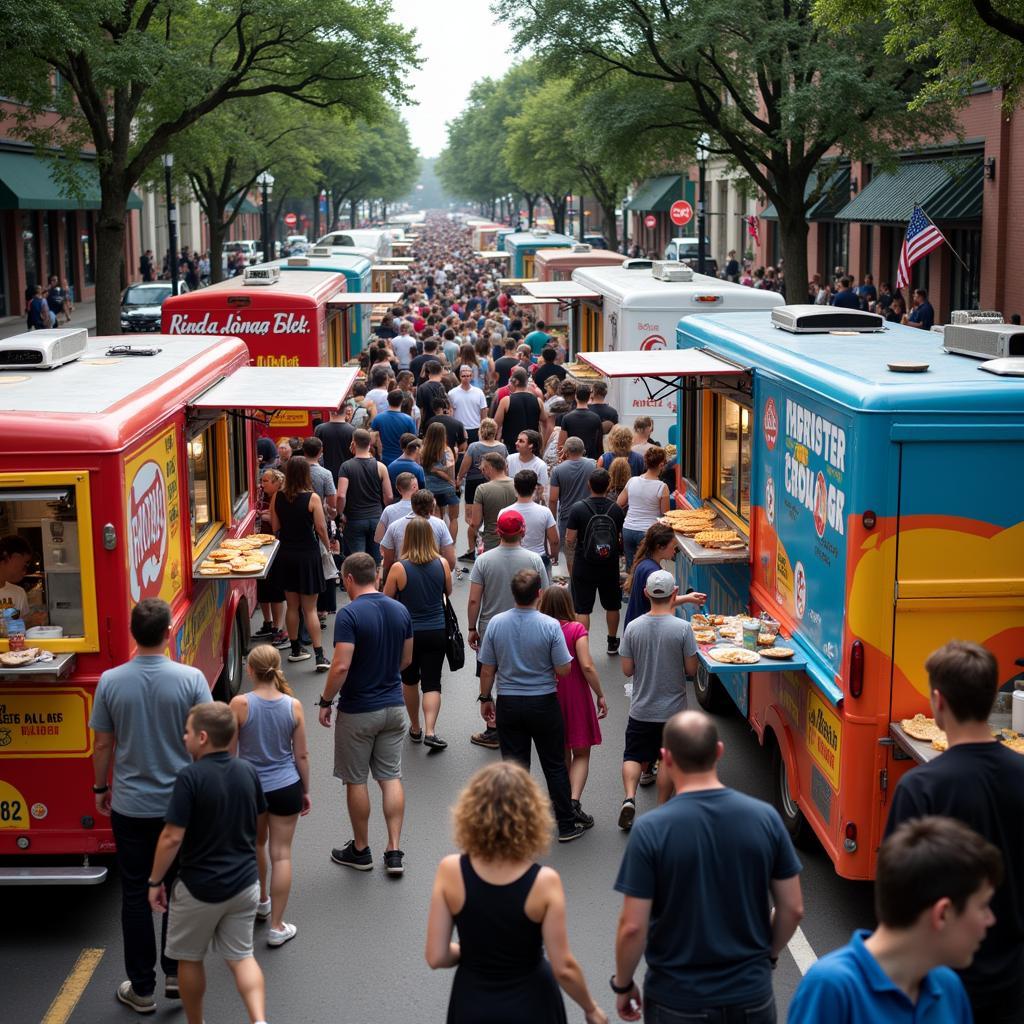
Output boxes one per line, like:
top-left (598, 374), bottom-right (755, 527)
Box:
top-left (0, 301), bottom-right (97, 341)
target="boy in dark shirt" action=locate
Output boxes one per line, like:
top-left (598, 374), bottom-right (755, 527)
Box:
top-left (884, 640), bottom-right (1024, 1024)
top-left (149, 703), bottom-right (269, 1024)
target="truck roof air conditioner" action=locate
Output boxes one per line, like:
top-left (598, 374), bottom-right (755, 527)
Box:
top-left (243, 264), bottom-right (281, 286)
top-left (0, 328), bottom-right (89, 369)
top-left (770, 305), bottom-right (885, 333)
top-left (621, 258), bottom-right (653, 270)
top-left (571, 243), bottom-right (592, 253)
top-left (950, 310), bottom-right (1003, 325)
top-left (287, 257), bottom-right (311, 267)
top-left (533, 228), bottom-right (549, 237)
top-left (310, 246), bottom-right (332, 256)
top-left (943, 322), bottom-right (1024, 360)
top-left (651, 261), bottom-right (693, 282)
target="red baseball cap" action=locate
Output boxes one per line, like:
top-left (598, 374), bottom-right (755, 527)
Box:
top-left (496, 509), bottom-right (525, 537)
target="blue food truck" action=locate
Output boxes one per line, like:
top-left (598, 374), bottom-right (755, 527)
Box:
top-left (503, 229), bottom-right (575, 278)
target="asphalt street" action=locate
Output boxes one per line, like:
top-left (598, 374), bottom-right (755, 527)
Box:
top-left (2, 574), bottom-right (872, 1023)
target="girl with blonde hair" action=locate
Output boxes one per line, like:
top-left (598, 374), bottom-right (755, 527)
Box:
top-left (426, 762), bottom-right (607, 1024)
top-left (230, 644), bottom-right (310, 948)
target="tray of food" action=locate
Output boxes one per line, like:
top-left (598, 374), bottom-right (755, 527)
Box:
top-left (707, 646), bottom-right (760, 665)
top-left (893, 714), bottom-right (1024, 762)
top-left (0, 647), bottom-right (50, 668)
top-left (563, 361), bottom-right (603, 380)
top-left (194, 534), bottom-right (279, 580)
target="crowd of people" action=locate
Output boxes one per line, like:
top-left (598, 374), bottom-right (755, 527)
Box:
top-left (86, 216), bottom-right (1021, 1024)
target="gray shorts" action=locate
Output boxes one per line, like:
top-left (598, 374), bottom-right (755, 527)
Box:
top-left (165, 879), bottom-right (259, 962)
top-left (333, 705), bottom-right (406, 785)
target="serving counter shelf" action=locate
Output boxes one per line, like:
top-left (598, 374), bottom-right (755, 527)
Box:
top-left (695, 640), bottom-right (808, 676)
top-left (0, 652), bottom-right (77, 681)
top-left (192, 539), bottom-right (280, 582)
top-left (889, 711), bottom-right (1013, 765)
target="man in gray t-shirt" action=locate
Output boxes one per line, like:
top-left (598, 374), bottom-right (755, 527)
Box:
top-left (617, 570), bottom-right (699, 829)
top-left (89, 598), bottom-right (212, 1008)
top-left (548, 438), bottom-right (596, 573)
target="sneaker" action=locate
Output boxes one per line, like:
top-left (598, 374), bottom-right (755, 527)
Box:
top-left (424, 733), bottom-right (448, 750)
top-left (267, 922), bottom-right (297, 947)
top-left (639, 761), bottom-right (659, 787)
top-left (572, 799), bottom-right (595, 829)
top-left (116, 982), bottom-right (156, 1015)
top-left (271, 629), bottom-right (290, 648)
top-left (607, 635), bottom-right (620, 655)
top-left (383, 849), bottom-right (405, 876)
top-left (287, 647), bottom-right (311, 663)
top-left (314, 652), bottom-right (330, 672)
top-left (409, 727), bottom-right (423, 743)
top-left (458, 550), bottom-right (476, 563)
top-left (470, 729), bottom-right (500, 750)
top-left (618, 798), bottom-right (636, 830)
top-left (164, 977), bottom-right (179, 1000)
top-left (256, 898), bottom-right (272, 921)
top-left (330, 840), bottom-right (373, 871)
top-left (557, 822), bottom-right (587, 843)
top-left (253, 622), bottom-right (274, 639)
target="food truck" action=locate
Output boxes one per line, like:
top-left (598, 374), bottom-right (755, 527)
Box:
top-left (0, 328), bottom-right (356, 882)
top-left (503, 229), bottom-right (575, 278)
top-left (162, 266), bottom-right (351, 435)
top-left (560, 261), bottom-right (783, 439)
top-left (471, 222), bottom-right (505, 252)
top-left (580, 307), bottom-right (1024, 879)
top-left (529, 247), bottom-right (626, 334)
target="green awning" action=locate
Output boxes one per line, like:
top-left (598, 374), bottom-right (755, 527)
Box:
top-left (229, 196), bottom-right (260, 215)
top-left (625, 175), bottom-right (695, 212)
top-left (835, 157), bottom-right (982, 224)
top-left (761, 165), bottom-right (850, 221)
top-left (0, 150), bottom-right (143, 211)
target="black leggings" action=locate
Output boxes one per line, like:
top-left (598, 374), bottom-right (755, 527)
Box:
top-left (401, 628), bottom-right (447, 692)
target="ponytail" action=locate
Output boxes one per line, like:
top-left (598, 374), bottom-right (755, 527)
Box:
top-left (624, 522), bottom-right (675, 593)
top-left (246, 644), bottom-right (294, 696)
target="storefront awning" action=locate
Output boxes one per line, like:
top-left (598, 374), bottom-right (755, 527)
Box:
top-left (228, 196), bottom-right (260, 215)
top-left (0, 150), bottom-right (143, 211)
top-left (625, 175), bottom-right (693, 213)
top-left (835, 157), bottom-right (983, 224)
top-left (760, 165), bottom-right (850, 221)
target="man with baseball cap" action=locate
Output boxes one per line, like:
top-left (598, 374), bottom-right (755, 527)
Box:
top-left (617, 569), bottom-right (699, 829)
top-left (466, 509), bottom-right (549, 749)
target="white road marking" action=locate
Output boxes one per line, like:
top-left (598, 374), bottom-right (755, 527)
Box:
top-left (787, 926), bottom-right (819, 975)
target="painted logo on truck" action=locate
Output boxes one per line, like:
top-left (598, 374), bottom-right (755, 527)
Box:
top-left (763, 397), bottom-right (778, 450)
top-left (640, 334), bottom-right (666, 351)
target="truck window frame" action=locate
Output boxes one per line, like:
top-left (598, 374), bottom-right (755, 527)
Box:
top-left (225, 414), bottom-right (250, 519)
top-left (580, 302), bottom-right (602, 353)
top-left (187, 416), bottom-right (227, 557)
top-left (711, 388), bottom-right (753, 529)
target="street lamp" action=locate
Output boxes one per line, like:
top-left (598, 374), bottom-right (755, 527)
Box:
top-left (162, 154), bottom-right (178, 294)
top-left (256, 170), bottom-right (274, 263)
top-left (696, 133), bottom-right (710, 275)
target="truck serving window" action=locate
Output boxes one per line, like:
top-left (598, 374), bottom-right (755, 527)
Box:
top-left (226, 414), bottom-right (249, 517)
top-left (187, 423), bottom-right (222, 550)
top-left (713, 392), bottom-right (752, 523)
top-left (0, 474), bottom-right (98, 650)
top-left (581, 304), bottom-right (602, 353)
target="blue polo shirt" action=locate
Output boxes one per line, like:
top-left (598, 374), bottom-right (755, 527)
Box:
top-left (908, 301), bottom-right (935, 330)
top-left (387, 457), bottom-right (426, 489)
top-left (788, 930), bottom-right (972, 1024)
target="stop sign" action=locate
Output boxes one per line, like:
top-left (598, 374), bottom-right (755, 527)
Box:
top-left (284, 212), bottom-right (298, 228)
top-left (670, 200), bottom-right (693, 227)
top-left (643, 214), bottom-right (657, 229)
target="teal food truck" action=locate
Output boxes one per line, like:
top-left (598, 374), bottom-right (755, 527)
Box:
top-left (503, 229), bottom-right (575, 278)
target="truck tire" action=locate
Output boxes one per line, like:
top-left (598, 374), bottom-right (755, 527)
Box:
top-left (771, 737), bottom-right (810, 846)
top-left (694, 661), bottom-right (730, 714)
top-left (214, 613), bottom-right (244, 701)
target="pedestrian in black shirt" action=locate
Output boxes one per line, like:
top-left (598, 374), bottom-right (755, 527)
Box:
top-left (148, 702), bottom-right (268, 1024)
top-left (493, 337), bottom-right (520, 389)
top-left (558, 385), bottom-right (604, 460)
top-left (416, 361), bottom-right (448, 427)
top-left (885, 640), bottom-right (1024, 1023)
top-left (533, 347), bottom-right (567, 392)
top-left (587, 381), bottom-right (619, 436)
top-left (314, 405), bottom-right (356, 483)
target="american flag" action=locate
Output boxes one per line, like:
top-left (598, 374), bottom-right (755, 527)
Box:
top-left (746, 215), bottom-right (760, 246)
top-left (896, 207), bottom-right (946, 288)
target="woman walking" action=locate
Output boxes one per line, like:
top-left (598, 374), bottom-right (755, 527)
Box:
top-left (456, 418), bottom-right (506, 558)
top-left (383, 517), bottom-right (453, 749)
top-left (600, 425), bottom-right (644, 478)
top-left (422, 420), bottom-right (461, 547)
top-left (426, 762), bottom-right (607, 1024)
top-left (271, 457), bottom-right (331, 671)
top-left (230, 645), bottom-right (310, 948)
top-left (538, 587), bottom-right (607, 828)
top-left (617, 446), bottom-right (670, 572)
top-left (252, 468), bottom-right (288, 647)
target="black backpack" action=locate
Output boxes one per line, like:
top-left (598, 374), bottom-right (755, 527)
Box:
top-left (580, 499), bottom-right (619, 562)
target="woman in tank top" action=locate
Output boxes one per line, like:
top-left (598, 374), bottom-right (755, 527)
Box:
top-left (617, 445), bottom-right (670, 575)
top-left (230, 644), bottom-right (310, 948)
top-left (425, 762), bottom-right (606, 1024)
top-left (383, 517), bottom-right (453, 749)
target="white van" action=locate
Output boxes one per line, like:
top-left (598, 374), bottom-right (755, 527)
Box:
top-left (221, 239), bottom-right (261, 274)
top-left (568, 261), bottom-right (784, 441)
top-left (663, 237), bottom-right (718, 276)
top-left (316, 229), bottom-right (391, 261)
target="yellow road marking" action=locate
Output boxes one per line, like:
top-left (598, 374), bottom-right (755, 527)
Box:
top-left (41, 947), bottom-right (104, 1024)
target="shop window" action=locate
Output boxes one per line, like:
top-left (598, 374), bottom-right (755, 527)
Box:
top-left (713, 392), bottom-right (752, 524)
top-left (63, 212), bottom-right (77, 301)
top-left (187, 422), bottom-right (222, 551)
top-left (22, 211), bottom-right (39, 294)
top-left (0, 473), bottom-right (98, 650)
top-left (948, 228), bottom-right (981, 311)
top-left (226, 414), bottom-right (250, 517)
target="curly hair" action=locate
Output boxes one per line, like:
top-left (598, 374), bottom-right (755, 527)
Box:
top-left (453, 762), bottom-right (553, 861)
top-left (607, 424), bottom-right (633, 458)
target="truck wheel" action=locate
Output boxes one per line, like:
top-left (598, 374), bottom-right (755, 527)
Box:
top-left (772, 739), bottom-right (810, 846)
top-left (694, 662), bottom-right (729, 713)
top-left (214, 615), bottom-right (244, 701)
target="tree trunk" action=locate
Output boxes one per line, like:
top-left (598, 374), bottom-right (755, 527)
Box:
top-left (349, 199), bottom-right (357, 228)
top-left (95, 186), bottom-right (130, 335)
top-left (525, 194), bottom-right (536, 227)
top-left (777, 207), bottom-right (809, 305)
top-left (545, 195), bottom-right (567, 235)
top-left (600, 199), bottom-right (619, 253)
top-left (208, 209), bottom-right (227, 285)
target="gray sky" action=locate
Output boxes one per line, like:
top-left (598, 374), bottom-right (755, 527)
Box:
top-left (390, 0), bottom-right (521, 158)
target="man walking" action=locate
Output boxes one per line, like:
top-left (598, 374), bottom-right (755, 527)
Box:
top-left (478, 569), bottom-right (585, 842)
top-left (90, 598), bottom-right (212, 1013)
top-left (469, 452), bottom-right (517, 553)
top-left (500, 470), bottom-right (558, 573)
top-left (494, 367), bottom-right (550, 451)
top-left (558, 385), bottom-right (604, 461)
top-left (314, 404), bottom-right (355, 484)
top-left (380, 487), bottom-right (456, 578)
top-left (337, 429), bottom-right (391, 564)
top-left (371, 390), bottom-right (417, 466)
top-left (612, 711), bottom-right (804, 1021)
top-left (549, 438), bottom-right (596, 575)
top-left (318, 553), bottom-right (413, 875)
top-left (565, 468), bottom-right (625, 654)
top-left (587, 381), bottom-right (618, 436)
top-left (415, 359), bottom-right (448, 425)
top-left (884, 641), bottom-right (1024, 1023)
top-left (618, 571), bottom-right (698, 827)
top-left (447, 365), bottom-right (489, 444)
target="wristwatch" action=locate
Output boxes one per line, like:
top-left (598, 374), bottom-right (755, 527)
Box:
top-left (92, 784), bottom-right (109, 794)
top-left (316, 695), bottom-right (333, 708)
top-left (147, 878), bottom-right (163, 888)
top-left (609, 975), bottom-right (634, 994)
top-left (477, 693), bottom-right (494, 703)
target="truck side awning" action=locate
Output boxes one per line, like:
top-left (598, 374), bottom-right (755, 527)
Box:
top-left (579, 349), bottom-right (747, 403)
top-left (512, 296), bottom-right (560, 306)
top-left (475, 250), bottom-right (511, 259)
top-left (371, 264), bottom-right (407, 272)
top-left (387, 256), bottom-right (414, 264)
top-left (190, 367), bottom-right (358, 410)
top-left (327, 292), bottom-right (403, 307)
top-left (523, 281), bottom-right (601, 301)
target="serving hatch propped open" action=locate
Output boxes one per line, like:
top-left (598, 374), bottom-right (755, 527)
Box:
top-left (326, 292), bottom-right (403, 308)
top-left (189, 366), bottom-right (358, 413)
top-left (578, 348), bottom-right (747, 404)
top-left (523, 280), bottom-right (601, 301)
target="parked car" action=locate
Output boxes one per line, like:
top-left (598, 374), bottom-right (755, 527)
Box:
top-left (222, 239), bottom-right (262, 275)
top-left (120, 280), bottom-right (189, 333)
top-left (663, 236), bottom-right (719, 277)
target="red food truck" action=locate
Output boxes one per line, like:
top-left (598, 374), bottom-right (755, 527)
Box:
top-left (0, 328), bottom-right (355, 883)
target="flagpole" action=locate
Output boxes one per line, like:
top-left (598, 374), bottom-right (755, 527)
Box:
top-left (920, 206), bottom-right (971, 273)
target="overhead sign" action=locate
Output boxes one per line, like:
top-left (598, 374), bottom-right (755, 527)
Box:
top-left (670, 200), bottom-right (693, 226)
top-left (643, 214), bottom-right (657, 229)
top-left (284, 212), bottom-right (298, 228)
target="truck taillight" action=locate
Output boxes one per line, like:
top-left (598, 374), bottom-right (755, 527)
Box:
top-left (844, 822), bottom-right (858, 853)
top-left (849, 640), bottom-right (864, 698)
